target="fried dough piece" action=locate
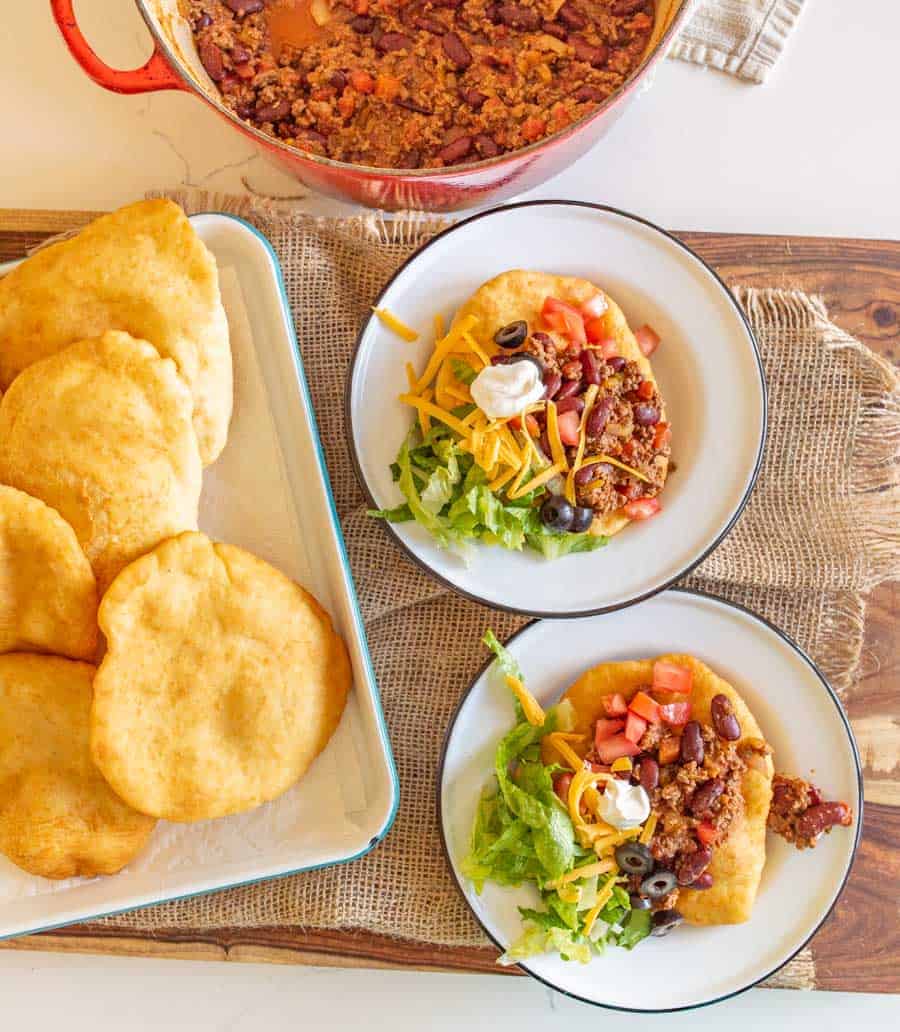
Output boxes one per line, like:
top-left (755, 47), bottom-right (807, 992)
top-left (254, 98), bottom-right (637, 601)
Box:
top-left (560, 654), bottom-right (774, 925)
top-left (0, 654), bottom-right (156, 879)
top-left (0, 486), bottom-right (98, 660)
top-left (0, 199), bottom-right (231, 464)
top-left (91, 532), bottom-right (351, 822)
top-left (0, 331), bottom-right (202, 593)
top-left (451, 269), bottom-right (668, 537)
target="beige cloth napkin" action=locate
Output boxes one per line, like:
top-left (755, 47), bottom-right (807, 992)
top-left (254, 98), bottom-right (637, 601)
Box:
top-left (673, 0), bottom-right (807, 83)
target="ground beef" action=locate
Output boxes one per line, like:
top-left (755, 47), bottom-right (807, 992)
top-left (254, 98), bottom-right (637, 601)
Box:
top-left (767, 773), bottom-right (853, 849)
top-left (188, 0), bottom-right (655, 168)
top-left (642, 725), bottom-right (746, 869)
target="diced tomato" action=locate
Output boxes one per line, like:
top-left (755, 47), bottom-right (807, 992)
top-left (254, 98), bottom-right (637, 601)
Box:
top-left (658, 736), bottom-right (681, 765)
top-left (542, 297), bottom-right (587, 346)
top-left (634, 324), bottom-right (661, 356)
top-left (522, 116), bottom-right (547, 142)
top-left (602, 693), bottom-right (628, 717)
top-left (557, 409), bottom-right (581, 446)
top-left (636, 379), bottom-right (654, 401)
top-left (624, 711), bottom-right (647, 745)
top-left (584, 318), bottom-right (608, 344)
top-left (338, 93), bottom-right (356, 118)
top-left (623, 497), bottom-right (661, 520)
top-left (696, 821), bottom-right (718, 846)
top-left (596, 733), bottom-right (641, 765)
top-left (349, 69), bottom-right (375, 93)
top-left (659, 701), bottom-right (691, 726)
top-left (581, 294), bottom-right (608, 320)
top-left (525, 413), bottom-right (540, 438)
top-left (628, 691), bottom-right (661, 724)
top-left (553, 772), bottom-right (573, 805)
top-left (354, 0), bottom-right (369, 12)
top-left (598, 339), bottom-right (619, 358)
top-left (653, 422), bottom-right (671, 450)
top-left (594, 718), bottom-right (625, 747)
top-left (375, 74), bottom-right (401, 100)
top-left (235, 62), bottom-right (256, 80)
top-left (653, 660), bottom-right (693, 695)
top-left (620, 439), bottom-right (635, 459)
top-left (543, 310), bottom-right (569, 335)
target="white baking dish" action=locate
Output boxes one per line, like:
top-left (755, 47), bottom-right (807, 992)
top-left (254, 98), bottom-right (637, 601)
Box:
top-left (0, 213), bottom-right (398, 939)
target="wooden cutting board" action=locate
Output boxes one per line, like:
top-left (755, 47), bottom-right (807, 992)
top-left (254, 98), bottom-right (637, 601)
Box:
top-left (0, 210), bottom-right (897, 994)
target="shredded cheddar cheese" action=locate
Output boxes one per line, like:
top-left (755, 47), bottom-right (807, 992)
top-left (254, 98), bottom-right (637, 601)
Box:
top-left (639, 812), bottom-right (658, 845)
top-left (579, 452), bottom-right (652, 485)
top-left (505, 675), bottom-right (545, 726)
top-left (545, 858), bottom-right (616, 891)
top-left (610, 756), bottom-right (633, 774)
top-left (581, 879), bottom-right (617, 936)
top-left (399, 394), bottom-right (469, 436)
top-left (545, 733), bottom-right (586, 773)
top-left (374, 307), bottom-right (418, 342)
top-left (545, 401), bottom-right (568, 470)
top-left (507, 460), bottom-right (565, 500)
top-left (565, 384), bottom-right (599, 504)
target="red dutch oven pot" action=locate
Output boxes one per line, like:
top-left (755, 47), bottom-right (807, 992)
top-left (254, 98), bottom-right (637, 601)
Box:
top-left (51, 0), bottom-right (693, 212)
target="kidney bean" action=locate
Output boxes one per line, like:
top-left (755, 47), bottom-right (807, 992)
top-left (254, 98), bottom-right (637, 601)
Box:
top-left (461, 88), bottom-right (487, 109)
top-left (797, 802), bottom-right (852, 840)
top-left (223, 0), bottom-right (264, 15)
top-left (639, 756), bottom-right (659, 792)
top-left (350, 14), bottom-right (375, 32)
top-left (199, 40), bottom-right (226, 82)
top-left (556, 378), bottom-right (583, 402)
top-left (571, 36), bottom-right (610, 67)
top-left (553, 772), bottom-right (573, 804)
top-left (299, 129), bottom-right (328, 149)
top-left (586, 395), bottom-right (613, 437)
top-left (397, 96), bottom-right (433, 115)
top-left (633, 403), bottom-right (660, 426)
top-left (539, 430), bottom-right (551, 456)
top-left (194, 12), bottom-right (212, 29)
top-left (497, 3), bottom-right (541, 30)
top-left (255, 99), bottom-right (292, 122)
top-left (235, 101), bottom-right (254, 119)
top-left (690, 778), bottom-right (725, 818)
top-left (432, 0), bottom-right (463, 7)
top-left (770, 782), bottom-right (794, 815)
top-left (680, 721), bottom-right (704, 765)
top-left (556, 396), bottom-right (585, 417)
top-left (575, 461), bottom-right (612, 486)
top-left (442, 32), bottom-right (472, 69)
top-left (557, 3), bottom-right (587, 29)
top-left (676, 846), bottom-right (712, 887)
top-left (542, 371), bottom-right (562, 400)
top-left (690, 872), bottom-right (714, 890)
top-left (807, 783), bottom-right (823, 807)
top-left (541, 21), bottom-right (568, 40)
top-left (474, 133), bottom-right (500, 157)
top-left (580, 349), bottom-right (602, 385)
top-left (614, 0), bottom-right (650, 13)
top-left (710, 694), bottom-right (741, 741)
top-left (377, 32), bottom-right (413, 53)
top-left (231, 44), bottom-right (251, 64)
top-left (606, 356), bottom-right (626, 372)
top-left (572, 85), bottom-right (605, 103)
top-left (437, 135), bottom-right (473, 163)
top-left (414, 14), bottom-right (447, 33)
top-left (330, 71), bottom-right (347, 91)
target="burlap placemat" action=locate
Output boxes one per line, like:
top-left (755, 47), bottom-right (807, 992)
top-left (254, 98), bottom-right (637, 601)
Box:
top-left (108, 194), bottom-right (899, 988)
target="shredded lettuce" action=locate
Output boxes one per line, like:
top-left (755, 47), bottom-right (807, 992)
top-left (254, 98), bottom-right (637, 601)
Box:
top-left (462, 631), bottom-right (649, 968)
top-left (370, 424), bottom-right (610, 560)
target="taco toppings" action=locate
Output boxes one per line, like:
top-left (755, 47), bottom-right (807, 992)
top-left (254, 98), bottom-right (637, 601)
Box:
top-left (371, 270), bottom-right (671, 559)
top-left (464, 635), bottom-right (855, 965)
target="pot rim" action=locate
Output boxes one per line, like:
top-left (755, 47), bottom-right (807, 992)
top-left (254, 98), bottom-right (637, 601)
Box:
top-left (137, 0), bottom-right (693, 180)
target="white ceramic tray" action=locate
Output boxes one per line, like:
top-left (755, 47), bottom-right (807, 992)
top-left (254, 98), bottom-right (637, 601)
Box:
top-left (0, 214), bottom-right (398, 940)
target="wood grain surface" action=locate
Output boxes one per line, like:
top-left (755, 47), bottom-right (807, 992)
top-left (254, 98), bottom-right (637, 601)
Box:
top-left (0, 211), bottom-right (896, 994)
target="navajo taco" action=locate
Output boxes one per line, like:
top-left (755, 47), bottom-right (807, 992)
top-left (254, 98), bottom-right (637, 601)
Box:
top-left (371, 270), bottom-right (670, 558)
top-left (462, 634), bottom-right (854, 965)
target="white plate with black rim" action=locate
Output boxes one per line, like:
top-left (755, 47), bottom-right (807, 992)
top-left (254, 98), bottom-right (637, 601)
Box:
top-left (346, 201), bottom-right (766, 617)
top-left (437, 589), bottom-right (862, 1012)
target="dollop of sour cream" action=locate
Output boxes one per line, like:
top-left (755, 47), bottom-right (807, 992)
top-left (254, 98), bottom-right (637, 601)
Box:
top-left (470, 360), bottom-right (545, 420)
top-left (597, 778), bottom-right (651, 830)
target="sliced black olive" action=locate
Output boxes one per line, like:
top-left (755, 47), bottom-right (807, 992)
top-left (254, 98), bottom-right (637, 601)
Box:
top-left (507, 352), bottom-right (544, 376)
top-left (569, 505), bottom-right (594, 534)
top-left (540, 495), bottom-right (574, 532)
top-left (651, 909), bottom-right (684, 936)
top-left (615, 841), bottom-right (655, 876)
top-left (629, 893), bottom-right (652, 910)
top-left (639, 868), bottom-right (677, 900)
top-left (494, 320), bottom-right (528, 349)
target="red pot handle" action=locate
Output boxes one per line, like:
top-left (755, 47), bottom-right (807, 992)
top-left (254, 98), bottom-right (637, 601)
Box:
top-left (51, 0), bottom-right (186, 95)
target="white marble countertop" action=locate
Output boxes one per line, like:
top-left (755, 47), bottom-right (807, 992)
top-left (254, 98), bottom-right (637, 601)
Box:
top-left (2, 1), bottom-right (898, 1027)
